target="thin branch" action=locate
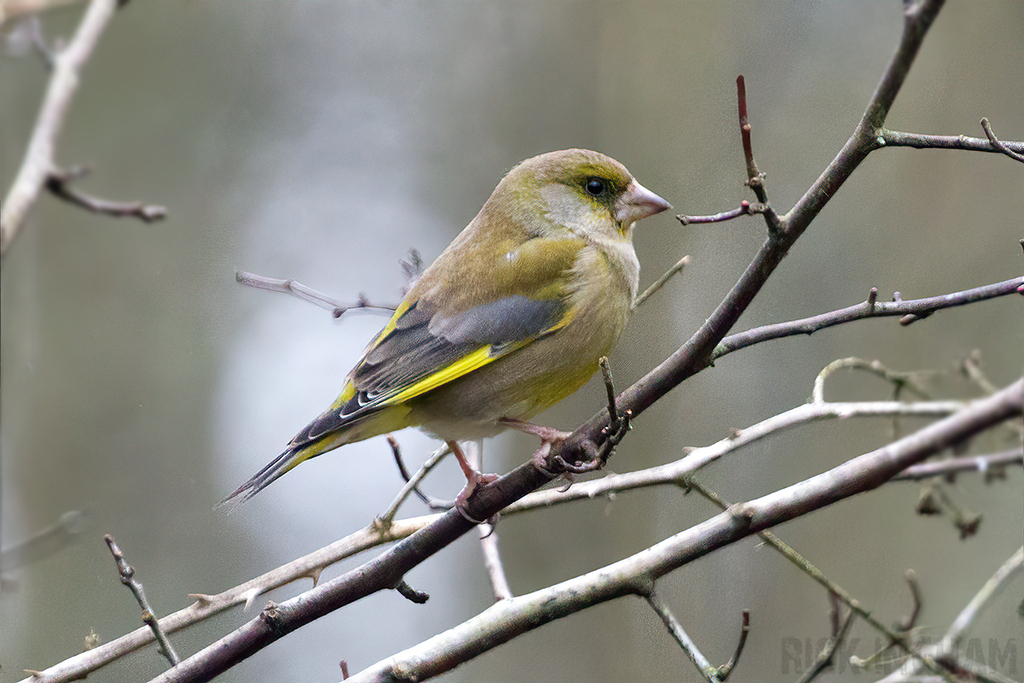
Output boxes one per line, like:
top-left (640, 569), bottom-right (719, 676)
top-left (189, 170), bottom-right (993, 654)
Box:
top-left (676, 201), bottom-right (769, 226)
top-left (714, 277), bottom-right (1024, 361)
top-left (646, 591), bottom-right (722, 683)
top-left (464, 441), bottom-right (514, 601)
top-left (892, 449), bottom-right (1022, 481)
top-left (507, 399), bottom-right (971, 514)
top-left (896, 570), bottom-right (923, 632)
top-left (633, 255), bottom-right (690, 309)
top-left (45, 165), bottom-right (166, 221)
top-left (716, 610), bottom-right (750, 682)
top-left (477, 523), bottom-right (514, 601)
top-left (235, 271), bottom-right (397, 318)
top-left (384, 436), bottom-right (446, 512)
top-left (376, 443), bottom-right (451, 526)
top-left (979, 118), bottom-right (1024, 163)
top-left (2, 0), bottom-right (122, 258)
top-left (878, 129), bottom-right (1024, 156)
top-left (811, 357), bottom-right (933, 405)
top-left (104, 534), bottom-right (179, 667)
top-left (795, 598), bottom-right (855, 683)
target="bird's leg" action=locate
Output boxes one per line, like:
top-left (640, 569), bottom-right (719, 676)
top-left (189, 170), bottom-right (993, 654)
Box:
top-left (448, 441), bottom-right (500, 511)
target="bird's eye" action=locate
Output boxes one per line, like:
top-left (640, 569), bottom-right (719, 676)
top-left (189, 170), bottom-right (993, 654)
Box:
top-left (584, 178), bottom-right (606, 196)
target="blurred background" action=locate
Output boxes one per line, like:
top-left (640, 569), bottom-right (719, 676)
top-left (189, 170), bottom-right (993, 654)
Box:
top-left (2, 2), bottom-right (1021, 681)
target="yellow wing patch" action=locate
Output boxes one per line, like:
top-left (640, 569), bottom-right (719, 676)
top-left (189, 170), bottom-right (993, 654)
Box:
top-left (380, 304), bottom-right (577, 408)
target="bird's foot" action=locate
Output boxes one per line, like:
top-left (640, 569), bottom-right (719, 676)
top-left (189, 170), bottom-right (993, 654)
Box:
top-left (448, 441), bottom-right (500, 524)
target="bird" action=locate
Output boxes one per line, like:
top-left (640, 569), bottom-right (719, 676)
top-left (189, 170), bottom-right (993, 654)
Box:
top-left (222, 148), bottom-right (671, 507)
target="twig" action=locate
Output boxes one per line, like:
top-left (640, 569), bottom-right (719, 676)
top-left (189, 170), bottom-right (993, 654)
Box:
top-left (633, 255), bottom-right (690, 308)
top-left (2, 0), bottom-right (123, 258)
top-left (737, 77), bottom-right (765, 202)
top-left (676, 201), bottom-right (768, 226)
top-left (477, 523), bottom-right (514, 601)
top-left (104, 534), bottom-right (179, 666)
top-left (599, 357), bottom-right (618, 426)
top-left (716, 610), bottom-right (750, 681)
top-left (462, 440), bottom-right (514, 601)
top-left (646, 591), bottom-right (722, 683)
top-left (376, 443), bottom-right (452, 526)
top-left (811, 357), bottom-right (932, 405)
top-left (235, 271), bottom-right (397, 318)
top-left (394, 580), bottom-right (429, 604)
top-left (45, 165), bottom-right (166, 222)
top-left (795, 598), bottom-right (855, 683)
top-left (877, 127), bottom-right (1024, 159)
top-left (979, 118), bottom-right (1024, 163)
top-left (878, 547), bottom-right (1023, 683)
top-left (896, 570), bottom-right (923, 632)
top-left (714, 277), bottom-right (1024, 361)
top-left (892, 449), bottom-right (1021, 481)
top-left (507, 399), bottom-right (972, 514)
top-left (385, 436), bottom-right (445, 511)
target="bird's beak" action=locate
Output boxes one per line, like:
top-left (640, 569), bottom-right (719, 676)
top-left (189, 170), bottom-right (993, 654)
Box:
top-left (614, 180), bottom-right (672, 227)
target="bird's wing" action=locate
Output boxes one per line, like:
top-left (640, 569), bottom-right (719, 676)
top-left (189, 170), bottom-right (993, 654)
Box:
top-left (288, 292), bottom-right (575, 450)
top-left (350, 293), bottom-right (572, 415)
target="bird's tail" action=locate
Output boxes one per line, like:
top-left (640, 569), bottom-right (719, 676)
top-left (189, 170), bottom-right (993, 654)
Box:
top-left (209, 446), bottom-right (301, 509)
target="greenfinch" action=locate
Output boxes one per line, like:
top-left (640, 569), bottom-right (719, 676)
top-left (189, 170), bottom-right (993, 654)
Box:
top-left (224, 149), bottom-right (670, 505)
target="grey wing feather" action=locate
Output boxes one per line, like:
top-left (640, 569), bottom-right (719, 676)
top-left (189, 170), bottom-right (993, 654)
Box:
top-left (352, 295), bottom-right (564, 399)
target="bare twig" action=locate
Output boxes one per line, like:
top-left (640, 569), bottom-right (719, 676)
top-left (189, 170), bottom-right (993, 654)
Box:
top-left (235, 271), bottom-right (397, 318)
top-left (385, 436), bottom-right (445, 511)
top-left (394, 580), bottom-right (429, 604)
top-left (716, 610), bottom-right (750, 681)
top-left (104, 534), bottom-right (179, 667)
top-left (879, 547), bottom-right (1023, 683)
top-left (676, 201), bottom-right (768, 226)
top-left (795, 599), bottom-right (856, 683)
top-left (877, 127), bottom-right (1024, 159)
top-left (892, 449), bottom-right (1021, 481)
top-left (979, 118), bottom-right (1024, 163)
top-left (714, 277), bottom-right (1024, 360)
top-left (896, 570), bottom-right (923, 632)
top-left (633, 255), bottom-right (690, 308)
top-left (811, 357), bottom-right (932, 405)
top-left (2, 0), bottom-right (123, 258)
top-left (376, 443), bottom-right (452, 527)
top-left (477, 523), bottom-right (514, 601)
top-left (46, 165), bottom-right (166, 221)
top-left (646, 591), bottom-right (722, 683)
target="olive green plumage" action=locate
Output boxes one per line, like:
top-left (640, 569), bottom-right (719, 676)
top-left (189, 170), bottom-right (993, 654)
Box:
top-left (224, 149), bottom-right (670, 504)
